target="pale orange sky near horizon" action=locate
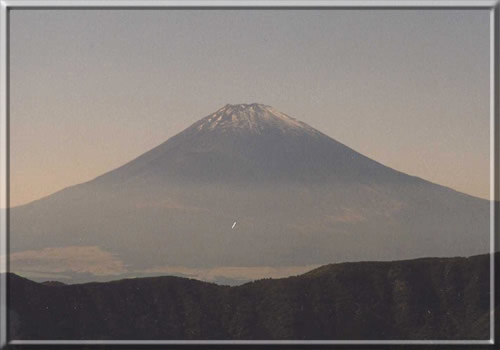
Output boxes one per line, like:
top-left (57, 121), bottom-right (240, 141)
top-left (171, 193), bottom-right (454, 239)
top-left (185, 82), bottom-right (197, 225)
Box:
top-left (9, 9), bottom-right (491, 207)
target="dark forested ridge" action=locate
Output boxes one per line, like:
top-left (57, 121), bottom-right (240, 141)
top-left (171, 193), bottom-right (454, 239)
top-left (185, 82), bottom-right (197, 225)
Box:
top-left (8, 253), bottom-right (494, 340)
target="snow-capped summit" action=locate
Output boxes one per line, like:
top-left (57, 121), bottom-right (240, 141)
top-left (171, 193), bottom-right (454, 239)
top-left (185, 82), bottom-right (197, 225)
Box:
top-left (191, 103), bottom-right (319, 136)
top-left (91, 102), bottom-right (402, 186)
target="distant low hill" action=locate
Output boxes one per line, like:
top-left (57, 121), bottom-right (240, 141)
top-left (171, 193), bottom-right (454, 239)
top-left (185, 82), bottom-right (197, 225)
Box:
top-left (8, 253), bottom-right (494, 340)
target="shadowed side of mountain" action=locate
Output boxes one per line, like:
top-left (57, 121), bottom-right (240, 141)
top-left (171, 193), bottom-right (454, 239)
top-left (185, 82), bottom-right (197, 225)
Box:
top-left (8, 253), bottom-right (494, 340)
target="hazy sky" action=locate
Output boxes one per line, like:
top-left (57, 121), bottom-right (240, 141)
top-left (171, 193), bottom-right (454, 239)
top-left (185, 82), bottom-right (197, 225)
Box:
top-left (9, 9), bottom-right (491, 206)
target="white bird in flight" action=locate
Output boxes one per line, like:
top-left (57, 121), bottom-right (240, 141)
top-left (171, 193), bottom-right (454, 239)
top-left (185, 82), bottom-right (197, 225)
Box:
top-left (232, 221), bottom-right (237, 229)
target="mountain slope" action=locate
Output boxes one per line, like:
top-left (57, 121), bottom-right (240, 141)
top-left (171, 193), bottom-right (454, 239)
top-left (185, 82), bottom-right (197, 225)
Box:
top-left (8, 253), bottom-right (493, 340)
top-left (9, 104), bottom-right (490, 282)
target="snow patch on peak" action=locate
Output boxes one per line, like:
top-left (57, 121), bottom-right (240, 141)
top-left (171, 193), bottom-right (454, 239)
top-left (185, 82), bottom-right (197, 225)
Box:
top-left (193, 103), bottom-right (320, 136)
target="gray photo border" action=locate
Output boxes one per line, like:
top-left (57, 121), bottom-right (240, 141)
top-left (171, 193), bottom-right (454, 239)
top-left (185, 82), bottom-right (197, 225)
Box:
top-left (0, 0), bottom-right (498, 348)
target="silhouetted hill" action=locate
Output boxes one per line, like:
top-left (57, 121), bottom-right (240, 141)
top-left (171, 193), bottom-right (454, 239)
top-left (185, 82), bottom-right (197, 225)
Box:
top-left (9, 253), bottom-right (494, 340)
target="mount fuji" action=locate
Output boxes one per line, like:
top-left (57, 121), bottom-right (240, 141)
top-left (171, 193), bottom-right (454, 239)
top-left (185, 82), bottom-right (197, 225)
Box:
top-left (9, 104), bottom-right (490, 283)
